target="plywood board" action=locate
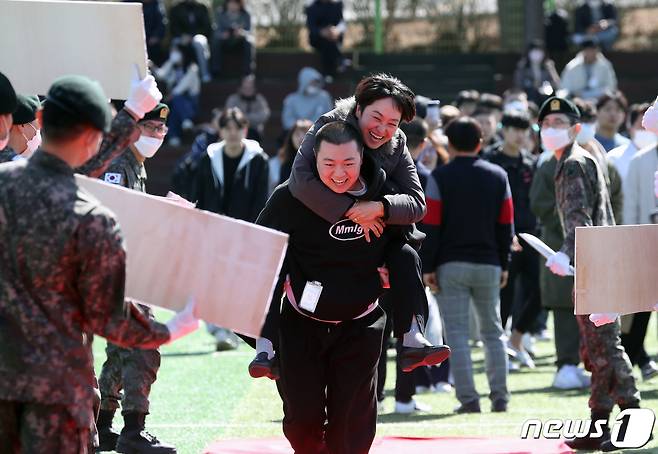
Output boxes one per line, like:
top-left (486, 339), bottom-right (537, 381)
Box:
top-left (75, 175), bottom-right (288, 338)
top-left (575, 225), bottom-right (658, 315)
top-left (0, 0), bottom-right (147, 99)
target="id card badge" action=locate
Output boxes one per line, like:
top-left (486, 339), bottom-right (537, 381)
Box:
top-left (299, 281), bottom-right (323, 313)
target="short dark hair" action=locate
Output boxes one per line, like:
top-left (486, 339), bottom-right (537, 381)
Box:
top-left (629, 103), bottom-right (651, 127)
top-left (41, 101), bottom-right (96, 143)
top-left (314, 121), bottom-right (363, 157)
top-left (218, 107), bottom-right (249, 129)
top-left (478, 93), bottom-right (503, 112)
top-left (400, 118), bottom-right (428, 151)
top-left (445, 116), bottom-right (482, 152)
top-left (354, 74), bottom-right (416, 122)
top-left (456, 90), bottom-right (479, 107)
top-left (501, 111), bottom-right (531, 130)
top-left (596, 90), bottom-right (628, 112)
top-left (572, 98), bottom-right (597, 122)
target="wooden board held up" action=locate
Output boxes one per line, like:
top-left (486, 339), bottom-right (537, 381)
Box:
top-left (0, 0), bottom-right (147, 99)
top-left (75, 175), bottom-right (288, 338)
top-left (575, 225), bottom-right (658, 315)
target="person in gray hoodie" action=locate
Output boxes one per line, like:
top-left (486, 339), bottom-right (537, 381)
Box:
top-left (281, 67), bottom-right (333, 131)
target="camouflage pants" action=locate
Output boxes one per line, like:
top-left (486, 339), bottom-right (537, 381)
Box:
top-left (0, 400), bottom-right (90, 454)
top-left (98, 304), bottom-right (161, 414)
top-left (576, 315), bottom-right (641, 412)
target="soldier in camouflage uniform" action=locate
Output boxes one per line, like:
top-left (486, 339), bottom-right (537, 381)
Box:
top-left (538, 97), bottom-right (641, 451)
top-left (0, 76), bottom-right (198, 453)
top-left (96, 103), bottom-right (177, 454)
top-left (0, 71), bottom-right (17, 157)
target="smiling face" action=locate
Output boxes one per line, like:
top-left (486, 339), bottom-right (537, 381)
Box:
top-left (316, 140), bottom-right (362, 194)
top-left (356, 97), bottom-right (402, 149)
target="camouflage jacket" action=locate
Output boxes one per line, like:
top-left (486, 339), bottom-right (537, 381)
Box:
top-left (555, 143), bottom-right (615, 261)
top-left (0, 151), bottom-right (170, 429)
top-left (75, 109), bottom-right (141, 178)
top-left (101, 148), bottom-right (147, 193)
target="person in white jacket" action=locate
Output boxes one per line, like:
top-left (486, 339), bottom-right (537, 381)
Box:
top-left (559, 39), bottom-right (617, 101)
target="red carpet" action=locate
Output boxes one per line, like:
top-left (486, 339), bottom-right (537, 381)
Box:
top-left (204, 436), bottom-right (574, 453)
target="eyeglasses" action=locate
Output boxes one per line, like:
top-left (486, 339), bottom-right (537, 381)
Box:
top-left (141, 123), bottom-right (168, 136)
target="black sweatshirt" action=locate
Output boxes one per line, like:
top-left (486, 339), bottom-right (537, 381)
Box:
top-left (420, 156), bottom-right (514, 272)
top-left (257, 156), bottom-right (390, 323)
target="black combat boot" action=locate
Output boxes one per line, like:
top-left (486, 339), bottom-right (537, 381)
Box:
top-left (96, 409), bottom-right (120, 452)
top-left (116, 412), bottom-right (177, 454)
top-left (565, 410), bottom-right (611, 451)
top-left (599, 403), bottom-right (653, 452)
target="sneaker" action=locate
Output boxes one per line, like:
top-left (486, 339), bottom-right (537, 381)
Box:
top-left (433, 382), bottom-right (453, 393)
top-left (575, 366), bottom-right (592, 387)
top-left (513, 348), bottom-right (536, 369)
top-left (508, 360), bottom-right (520, 372)
top-left (641, 360), bottom-right (658, 381)
top-left (415, 385), bottom-right (434, 394)
top-left (181, 119), bottom-right (195, 131)
top-left (491, 399), bottom-right (508, 413)
top-left (394, 398), bottom-right (431, 414)
top-left (454, 400), bottom-right (481, 414)
top-left (535, 329), bottom-right (552, 342)
top-left (248, 352), bottom-right (279, 380)
top-left (553, 365), bottom-right (586, 390)
top-left (521, 333), bottom-right (536, 359)
top-left (214, 328), bottom-right (239, 351)
top-left (399, 345), bottom-right (451, 372)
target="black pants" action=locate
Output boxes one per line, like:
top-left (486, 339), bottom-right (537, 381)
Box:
top-left (500, 242), bottom-right (542, 333)
top-left (620, 312), bottom-right (652, 367)
top-left (277, 301), bottom-right (385, 454)
top-left (385, 241), bottom-right (429, 337)
top-left (376, 294), bottom-right (415, 403)
top-left (310, 36), bottom-right (342, 76)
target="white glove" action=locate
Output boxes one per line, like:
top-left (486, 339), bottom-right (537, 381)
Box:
top-left (165, 298), bottom-right (200, 343)
top-left (589, 312), bottom-right (619, 327)
top-left (124, 65), bottom-right (162, 120)
top-left (654, 171), bottom-right (658, 198)
top-left (546, 251), bottom-right (571, 276)
top-left (642, 102), bottom-right (658, 134)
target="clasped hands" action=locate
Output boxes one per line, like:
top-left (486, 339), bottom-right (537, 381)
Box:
top-left (346, 201), bottom-right (385, 243)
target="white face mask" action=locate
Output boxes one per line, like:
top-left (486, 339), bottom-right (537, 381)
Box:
top-left (541, 127), bottom-right (572, 152)
top-left (504, 100), bottom-right (528, 113)
top-left (576, 122), bottom-right (596, 145)
top-left (633, 129), bottom-right (658, 149)
top-left (529, 49), bottom-right (544, 64)
top-left (134, 135), bottom-right (164, 158)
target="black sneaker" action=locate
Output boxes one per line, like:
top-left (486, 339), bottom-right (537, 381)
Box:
top-left (454, 400), bottom-right (481, 414)
top-left (399, 345), bottom-right (451, 372)
top-left (248, 352), bottom-right (280, 380)
top-left (116, 430), bottom-right (176, 454)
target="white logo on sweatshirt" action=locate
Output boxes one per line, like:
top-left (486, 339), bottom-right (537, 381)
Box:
top-left (329, 219), bottom-right (365, 241)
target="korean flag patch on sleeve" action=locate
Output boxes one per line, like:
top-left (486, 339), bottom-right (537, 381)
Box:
top-left (104, 172), bottom-right (122, 185)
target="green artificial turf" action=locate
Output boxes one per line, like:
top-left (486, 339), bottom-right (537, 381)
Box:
top-left (93, 311), bottom-right (658, 453)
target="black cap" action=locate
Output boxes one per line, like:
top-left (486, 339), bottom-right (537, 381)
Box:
top-left (0, 72), bottom-right (17, 115)
top-left (142, 103), bottom-right (169, 123)
top-left (538, 96), bottom-right (581, 123)
top-left (44, 75), bottom-right (111, 132)
top-left (12, 94), bottom-right (41, 125)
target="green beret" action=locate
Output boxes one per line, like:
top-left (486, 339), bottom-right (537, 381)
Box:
top-left (12, 94), bottom-right (41, 125)
top-left (45, 75), bottom-right (111, 132)
top-left (0, 72), bottom-right (17, 115)
top-left (141, 103), bottom-right (169, 124)
top-left (538, 96), bottom-right (581, 123)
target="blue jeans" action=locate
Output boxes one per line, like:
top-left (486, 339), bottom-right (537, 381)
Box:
top-left (434, 261), bottom-right (509, 406)
top-left (168, 94), bottom-right (198, 140)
